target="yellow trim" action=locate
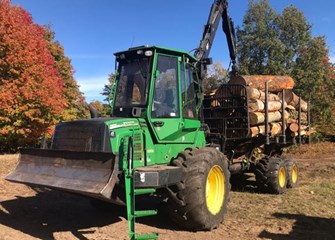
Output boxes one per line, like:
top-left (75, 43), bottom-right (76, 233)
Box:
top-left (291, 164), bottom-right (298, 184)
top-left (278, 166), bottom-right (286, 188)
top-left (206, 165), bottom-right (225, 215)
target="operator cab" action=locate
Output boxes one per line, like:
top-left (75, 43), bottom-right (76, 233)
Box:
top-left (112, 46), bottom-right (201, 121)
top-left (111, 46), bottom-right (203, 143)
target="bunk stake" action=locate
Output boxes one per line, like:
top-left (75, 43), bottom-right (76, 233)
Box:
top-left (281, 89), bottom-right (286, 144)
top-left (265, 80), bottom-right (270, 145)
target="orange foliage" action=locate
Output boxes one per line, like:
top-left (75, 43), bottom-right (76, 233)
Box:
top-left (0, 0), bottom-right (66, 149)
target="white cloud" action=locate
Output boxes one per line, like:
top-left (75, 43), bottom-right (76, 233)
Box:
top-left (76, 76), bottom-right (109, 102)
top-left (330, 56), bottom-right (335, 64)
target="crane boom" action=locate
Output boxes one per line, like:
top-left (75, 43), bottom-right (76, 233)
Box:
top-left (194, 0), bottom-right (238, 76)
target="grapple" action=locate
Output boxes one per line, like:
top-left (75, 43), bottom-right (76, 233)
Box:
top-left (6, 148), bottom-right (118, 200)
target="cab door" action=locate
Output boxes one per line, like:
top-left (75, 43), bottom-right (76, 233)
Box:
top-left (149, 54), bottom-right (183, 142)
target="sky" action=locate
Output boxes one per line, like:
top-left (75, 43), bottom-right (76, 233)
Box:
top-left (11, 0), bottom-right (335, 102)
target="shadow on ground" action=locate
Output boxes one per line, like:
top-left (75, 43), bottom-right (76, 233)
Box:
top-left (230, 173), bottom-right (259, 193)
top-left (0, 190), bottom-right (178, 239)
top-left (259, 212), bottom-right (335, 240)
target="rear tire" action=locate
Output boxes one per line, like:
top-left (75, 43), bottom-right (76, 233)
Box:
top-left (284, 157), bottom-right (299, 188)
top-left (255, 156), bottom-right (287, 194)
top-left (167, 147), bottom-right (230, 231)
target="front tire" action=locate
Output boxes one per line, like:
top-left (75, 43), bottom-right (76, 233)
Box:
top-left (167, 147), bottom-right (230, 231)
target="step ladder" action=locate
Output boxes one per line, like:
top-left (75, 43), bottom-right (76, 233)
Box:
top-left (124, 137), bottom-right (158, 240)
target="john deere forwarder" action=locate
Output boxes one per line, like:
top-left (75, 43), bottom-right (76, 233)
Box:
top-left (6, 1), bottom-right (308, 239)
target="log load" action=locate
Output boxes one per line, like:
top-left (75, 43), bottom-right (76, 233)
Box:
top-left (229, 75), bottom-right (295, 92)
top-left (206, 75), bottom-right (311, 139)
top-left (278, 90), bottom-right (308, 112)
top-left (246, 82), bottom-right (310, 138)
top-left (248, 99), bottom-right (283, 112)
top-left (249, 111), bottom-right (282, 125)
top-left (250, 122), bottom-right (283, 137)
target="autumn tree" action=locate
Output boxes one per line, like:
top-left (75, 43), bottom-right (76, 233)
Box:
top-left (0, 1), bottom-right (66, 150)
top-left (89, 100), bottom-right (111, 117)
top-left (44, 26), bottom-right (89, 121)
top-left (292, 36), bottom-right (335, 134)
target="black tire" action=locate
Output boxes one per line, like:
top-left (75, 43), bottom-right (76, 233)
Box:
top-left (284, 157), bottom-right (299, 188)
top-left (255, 156), bottom-right (287, 194)
top-left (167, 147), bottom-right (230, 231)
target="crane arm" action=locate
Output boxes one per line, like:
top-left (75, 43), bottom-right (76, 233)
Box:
top-left (194, 0), bottom-right (238, 77)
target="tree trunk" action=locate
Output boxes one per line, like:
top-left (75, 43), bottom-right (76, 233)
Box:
top-left (270, 122), bottom-right (282, 136)
top-left (289, 122), bottom-right (299, 132)
top-left (249, 111), bottom-right (282, 125)
top-left (249, 99), bottom-right (264, 112)
top-left (249, 99), bottom-right (283, 112)
top-left (250, 125), bottom-right (266, 137)
top-left (248, 87), bottom-right (280, 101)
top-left (229, 75), bottom-right (295, 92)
top-left (286, 91), bottom-right (308, 112)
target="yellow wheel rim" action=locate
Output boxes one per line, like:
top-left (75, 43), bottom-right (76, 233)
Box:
top-left (278, 166), bottom-right (286, 188)
top-left (206, 165), bottom-right (225, 215)
top-left (291, 164), bottom-right (298, 184)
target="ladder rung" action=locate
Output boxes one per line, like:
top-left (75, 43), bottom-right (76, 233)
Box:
top-left (135, 210), bottom-right (157, 218)
top-left (135, 233), bottom-right (159, 240)
top-left (134, 188), bottom-right (156, 196)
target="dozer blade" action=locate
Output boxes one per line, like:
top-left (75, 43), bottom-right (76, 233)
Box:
top-left (6, 148), bottom-right (118, 199)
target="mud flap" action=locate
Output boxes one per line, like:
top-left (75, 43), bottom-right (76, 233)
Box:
top-left (5, 148), bottom-right (118, 200)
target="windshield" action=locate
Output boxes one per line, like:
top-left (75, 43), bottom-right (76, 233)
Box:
top-left (115, 57), bottom-right (151, 108)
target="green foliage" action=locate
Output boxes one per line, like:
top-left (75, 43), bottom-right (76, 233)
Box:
top-left (202, 62), bottom-right (228, 94)
top-left (102, 73), bottom-right (116, 102)
top-left (237, 0), bottom-right (285, 75)
top-left (277, 6), bottom-right (311, 73)
top-left (292, 37), bottom-right (335, 134)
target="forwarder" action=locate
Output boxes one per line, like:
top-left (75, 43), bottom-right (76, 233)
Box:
top-left (6, 1), bottom-right (308, 239)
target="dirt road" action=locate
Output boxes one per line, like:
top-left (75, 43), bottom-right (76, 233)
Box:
top-left (1, 143), bottom-right (335, 240)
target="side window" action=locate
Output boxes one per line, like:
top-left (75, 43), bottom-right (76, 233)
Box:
top-left (152, 55), bottom-right (179, 118)
top-left (181, 63), bottom-right (198, 119)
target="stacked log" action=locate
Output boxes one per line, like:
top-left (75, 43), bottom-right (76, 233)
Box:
top-left (229, 75), bottom-right (295, 92)
top-left (231, 75), bottom-right (311, 138)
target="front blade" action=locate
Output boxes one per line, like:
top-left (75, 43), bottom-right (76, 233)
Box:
top-left (5, 148), bottom-right (118, 199)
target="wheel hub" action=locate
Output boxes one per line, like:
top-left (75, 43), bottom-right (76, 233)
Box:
top-left (206, 165), bottom-right (225, 215)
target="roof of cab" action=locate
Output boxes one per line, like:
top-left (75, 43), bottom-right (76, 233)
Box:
top-left (114, 45), bottom-right (197, 62)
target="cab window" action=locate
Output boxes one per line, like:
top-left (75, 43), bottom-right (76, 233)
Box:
top-left (151, 55), bottom-right (180, 118)
top-left (181, 63), bottom-right (198, 119)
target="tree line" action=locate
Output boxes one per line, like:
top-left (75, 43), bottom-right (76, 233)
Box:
top-left (1, 0), bottom-right (334, 151)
